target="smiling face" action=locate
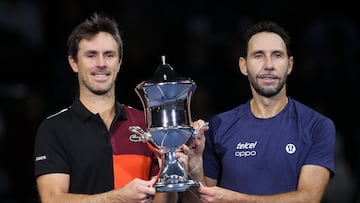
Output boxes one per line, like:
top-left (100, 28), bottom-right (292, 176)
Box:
top-left (239, 32), bottom-right (293, 98)
top-left (68, 32), bottom-right (121, 96)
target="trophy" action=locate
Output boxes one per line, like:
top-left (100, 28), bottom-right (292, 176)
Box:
top-left (129, 55), bottom-right (202, 192)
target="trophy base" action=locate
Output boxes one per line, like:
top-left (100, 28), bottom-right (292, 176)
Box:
top-left (155, 149), bottom-right (200, 192)
top-left (155, 179), bottom-right (200, 192)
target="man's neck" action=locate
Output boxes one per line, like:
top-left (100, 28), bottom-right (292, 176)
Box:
top-left (250, 95), bottom-right (288, 119)
top-left (80, 91), bottom-right (116, 130)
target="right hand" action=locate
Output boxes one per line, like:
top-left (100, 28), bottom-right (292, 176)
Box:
top-left (198, 184), bottom-right (238, 203)
top-left (115, 177), bottom-right (156, 203)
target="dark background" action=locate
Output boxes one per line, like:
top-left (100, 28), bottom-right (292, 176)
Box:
top-left (0, 0), bottom-right (359, 202)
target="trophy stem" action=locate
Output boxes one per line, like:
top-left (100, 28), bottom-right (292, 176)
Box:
top-left (155, 147), bottom-right (199, 192)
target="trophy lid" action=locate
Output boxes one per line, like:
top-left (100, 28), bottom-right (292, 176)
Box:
top-left (135, 55), bottom-right (196, 107)
top-left (146, 55), bottom-right (190, 84)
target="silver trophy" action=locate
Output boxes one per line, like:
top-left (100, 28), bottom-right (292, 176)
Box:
top-left (129, 56), bottom-right (200, 192)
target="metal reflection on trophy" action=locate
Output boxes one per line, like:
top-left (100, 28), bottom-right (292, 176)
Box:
top-left (129, 55), bottom-right (199, 192)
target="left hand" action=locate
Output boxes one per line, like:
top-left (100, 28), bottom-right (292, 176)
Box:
top-left (190, 119), bottom-right (208, 157)
top-left (175, 119), bottom-right (209, 171)
top-left (188, 119), bottom-right (209, 178)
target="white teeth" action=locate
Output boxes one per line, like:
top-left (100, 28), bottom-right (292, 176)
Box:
top-left (93, 74), bottom-right (108, 79)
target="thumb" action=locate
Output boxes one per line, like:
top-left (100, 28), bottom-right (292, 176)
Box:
top-left (149, 176), bottom-right (158, 186)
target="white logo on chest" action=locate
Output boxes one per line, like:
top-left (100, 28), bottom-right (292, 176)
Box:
top-left (235, 141), bottom-right (257, 157)
top-left (285, 143), bottom-right (296, 154)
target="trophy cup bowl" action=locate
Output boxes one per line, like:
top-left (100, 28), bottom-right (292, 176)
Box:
top-left (129, 56), bottom-right (199, 192)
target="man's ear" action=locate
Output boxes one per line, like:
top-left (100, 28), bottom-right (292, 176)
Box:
top-left (287, 56), bottom-right (294, 75)
top-left (68, 55), bottom-right (79, 73)
top-left (239, 57), bottom-right (248, 76)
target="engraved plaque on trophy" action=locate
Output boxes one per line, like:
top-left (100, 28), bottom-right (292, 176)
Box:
top-left (129, 56), bottom-right (199, 192)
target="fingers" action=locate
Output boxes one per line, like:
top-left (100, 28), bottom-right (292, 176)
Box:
top-left (140, 197), bottom-right (152, 203)
top-left (143, 179), bottom-right (157, 200)
top-left (198, 182), bottom-right (206, 192)
top-left (190, 136), bottom-right (202, 147)
top-left (175, 145), bottom-right (189, 168)
top-left (120, 178), bottom-right (156, 202)
top-left (149, 176), bottom-right (158, 186)
top-left (143, 196), bottom-right (153, 203)
top-left (192, 119), bottom-right (206, 129)
top-left (175, 144), bottom-right (189, 154)
top-left (142, 185), bottom-right (156, 196)
top-left (193, 120), bottom-right (209, 138)
top-left (136, 180), bottom-right (155, 202)
top-left (190, 130), bottom-right (206, 149)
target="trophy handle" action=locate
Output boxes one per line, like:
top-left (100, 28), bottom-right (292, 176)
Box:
top-left (128, 126), bottom-right (167, 156)
top-left (192, 122), bottom-right (209, 138)
top-left (128, 126), bottom-right (150, 142)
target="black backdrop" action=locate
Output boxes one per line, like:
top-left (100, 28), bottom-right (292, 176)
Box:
top-left (0, 0), bottom-right (359, 202)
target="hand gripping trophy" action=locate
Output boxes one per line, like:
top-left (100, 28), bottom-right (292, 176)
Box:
top-left (129, 56), bottom-right (205, 192)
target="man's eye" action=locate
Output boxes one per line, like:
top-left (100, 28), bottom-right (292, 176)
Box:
top-left (275, 53), bottom-right (283, 58)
